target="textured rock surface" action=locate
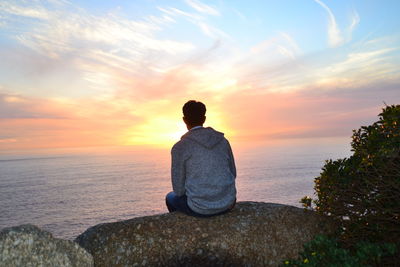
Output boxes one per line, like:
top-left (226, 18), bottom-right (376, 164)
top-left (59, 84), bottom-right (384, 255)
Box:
top-left (76, 202), bottom-right (335, 266)
top-left (0, 224), bottom-right (93, 266)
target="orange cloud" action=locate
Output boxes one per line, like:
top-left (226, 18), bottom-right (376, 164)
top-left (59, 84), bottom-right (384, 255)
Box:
top-left (0, 93), bottom-right (141, 151)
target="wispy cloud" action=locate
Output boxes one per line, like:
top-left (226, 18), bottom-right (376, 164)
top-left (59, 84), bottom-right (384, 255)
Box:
top-left (346, 10), bottom-right (360, 41)
top-left (250, 32), bottom-right (301, 61)
top-left (1, 0), bottom-right (198, 97)
top-left (184, 0), bottom-right (220, 16)
top-left (231, 8), bottom-right (246, 22)
top-left (196, 21), bottom-right (230, 39)
top-left (314, 0), bottom-right (344, 47)
top-left (0, 2), bottom-right (51, 20)
top-left (314, 0), bottom-right (361, 47)
top-left (158, 5), bottom-right (228, 40)
top-left (236, 34), bottom-right (400, 96)
top-left (157, 6), bottom-right (203, 20)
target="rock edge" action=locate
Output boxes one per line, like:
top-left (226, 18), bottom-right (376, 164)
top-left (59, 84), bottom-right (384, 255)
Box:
top-left (76, 201), bottom-right (335, 266)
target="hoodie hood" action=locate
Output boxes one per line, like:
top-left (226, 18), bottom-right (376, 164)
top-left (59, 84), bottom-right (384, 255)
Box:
top-left (182, 127), bottom-right (224, 149)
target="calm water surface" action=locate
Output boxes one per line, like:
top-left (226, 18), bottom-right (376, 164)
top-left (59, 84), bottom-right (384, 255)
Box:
top-left (0, 141), bottom-right (350, 239)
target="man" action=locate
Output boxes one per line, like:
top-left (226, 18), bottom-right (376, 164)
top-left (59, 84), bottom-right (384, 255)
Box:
top-left (166, 100), bottom-right (237, 217)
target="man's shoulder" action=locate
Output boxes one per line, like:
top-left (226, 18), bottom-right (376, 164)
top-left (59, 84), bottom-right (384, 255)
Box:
top-left (171, 137), bottom-right (190, 152)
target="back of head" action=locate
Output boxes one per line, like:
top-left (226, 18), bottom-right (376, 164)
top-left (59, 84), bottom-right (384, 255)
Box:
top-left (183, 100), bottom-right (206, 125)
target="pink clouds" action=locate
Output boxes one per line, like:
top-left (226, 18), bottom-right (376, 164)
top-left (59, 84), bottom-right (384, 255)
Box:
top-left (222, 81), bottom-right (399, 145)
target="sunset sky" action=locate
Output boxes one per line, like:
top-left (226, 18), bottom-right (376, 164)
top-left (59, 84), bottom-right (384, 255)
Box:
top-left (0, 0), bottom-right (399, 152)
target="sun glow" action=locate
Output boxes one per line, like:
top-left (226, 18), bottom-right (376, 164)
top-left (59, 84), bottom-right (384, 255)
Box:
top-left (123, 117), bottom-right (187, 147)
top-left (122, 107), bottom-right (234, 148)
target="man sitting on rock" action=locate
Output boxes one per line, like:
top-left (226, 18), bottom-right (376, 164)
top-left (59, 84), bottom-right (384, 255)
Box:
top-left (166, 100), bottom-right (237, 217)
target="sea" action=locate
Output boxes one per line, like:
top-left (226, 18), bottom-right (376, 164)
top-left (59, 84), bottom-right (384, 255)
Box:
top-left (0, 139), bottom-right (351, 240)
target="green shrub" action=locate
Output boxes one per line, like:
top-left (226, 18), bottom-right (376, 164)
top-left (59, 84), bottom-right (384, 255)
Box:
top-left (281, 235), bottom-right (396, 267)
top-left (313, 105), bottom-right (400, 246)
top-left (293, 105), bottom-right (400, 265)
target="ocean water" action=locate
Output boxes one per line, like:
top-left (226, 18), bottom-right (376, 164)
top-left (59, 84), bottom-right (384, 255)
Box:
top-left (0, 141), bottom-right (350, 240)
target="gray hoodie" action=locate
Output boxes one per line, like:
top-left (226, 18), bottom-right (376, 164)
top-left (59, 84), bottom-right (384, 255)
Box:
top-left (171, 127), bottom-right (237, 215)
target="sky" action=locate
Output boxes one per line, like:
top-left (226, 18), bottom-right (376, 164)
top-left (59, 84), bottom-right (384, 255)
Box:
top-left (0, 0), bottom-right (399, 152)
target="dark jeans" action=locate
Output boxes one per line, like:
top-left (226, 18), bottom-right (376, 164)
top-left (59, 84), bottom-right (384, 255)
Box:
top-left (165, 191), bottom-right (235, 218)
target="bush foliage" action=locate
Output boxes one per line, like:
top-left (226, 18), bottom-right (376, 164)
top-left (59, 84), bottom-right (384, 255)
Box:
top-left (282, 234), bottom-right (396, 267)
top-left (294, 105), bottom-right (400, 265)
top-left (313, 104), bottom-right (400, 245)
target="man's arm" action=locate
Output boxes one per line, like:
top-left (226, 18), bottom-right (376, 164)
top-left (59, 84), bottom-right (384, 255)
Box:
top-left (171, 143), bottom-right (187, 196)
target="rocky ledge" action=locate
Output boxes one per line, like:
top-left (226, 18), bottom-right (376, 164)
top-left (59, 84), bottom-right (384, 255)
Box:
top-left (75, 202), bottom-right (335, 266)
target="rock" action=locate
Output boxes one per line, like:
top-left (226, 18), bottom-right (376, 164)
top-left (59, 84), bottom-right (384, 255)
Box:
top-left (0, 224), bottom-right (93, 266)
top-left (76, 202), bottom-right (335, 266)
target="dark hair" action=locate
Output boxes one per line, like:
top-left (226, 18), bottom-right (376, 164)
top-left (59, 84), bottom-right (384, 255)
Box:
top-left (182, 100), bottom-right (206, 125)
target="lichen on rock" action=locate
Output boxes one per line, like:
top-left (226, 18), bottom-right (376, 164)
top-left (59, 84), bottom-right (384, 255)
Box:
top-left (76, 202), bottom-right (335, 266)
top-left (0, 224), bottom-right (93, 266)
